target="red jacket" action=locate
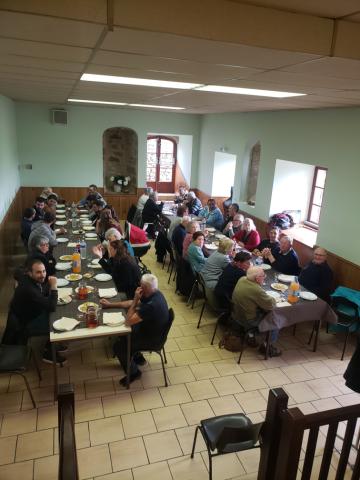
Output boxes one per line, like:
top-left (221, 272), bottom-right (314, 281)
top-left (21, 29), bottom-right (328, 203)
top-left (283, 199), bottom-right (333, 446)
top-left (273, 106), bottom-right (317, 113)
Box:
top-left (234, 229), bottom-right (260, 251)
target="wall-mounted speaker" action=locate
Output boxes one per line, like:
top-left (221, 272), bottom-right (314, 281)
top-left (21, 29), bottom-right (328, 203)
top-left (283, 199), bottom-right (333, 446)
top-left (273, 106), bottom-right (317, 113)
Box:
top-left (50, 109), bottom-right (68, 125)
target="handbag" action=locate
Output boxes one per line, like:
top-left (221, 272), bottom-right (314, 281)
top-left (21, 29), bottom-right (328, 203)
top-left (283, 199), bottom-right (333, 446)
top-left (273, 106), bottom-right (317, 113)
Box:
top-left (218, 331), bottom-right (243, 352)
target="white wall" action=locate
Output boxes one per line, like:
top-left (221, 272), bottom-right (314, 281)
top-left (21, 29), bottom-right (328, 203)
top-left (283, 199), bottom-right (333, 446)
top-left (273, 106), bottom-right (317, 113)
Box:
top-left (0, 95), bottom-right (20, 222)
top-left (270, 159), bottom-right (315, 221)
top-left (177, 135), bottom-right (193, 185)
top-left (212, 152), bottom-right (236, 197)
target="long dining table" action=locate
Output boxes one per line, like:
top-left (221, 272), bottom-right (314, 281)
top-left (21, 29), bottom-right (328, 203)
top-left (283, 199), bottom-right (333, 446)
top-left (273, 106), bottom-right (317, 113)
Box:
top-left (49, 204), bottom-right (131, 396)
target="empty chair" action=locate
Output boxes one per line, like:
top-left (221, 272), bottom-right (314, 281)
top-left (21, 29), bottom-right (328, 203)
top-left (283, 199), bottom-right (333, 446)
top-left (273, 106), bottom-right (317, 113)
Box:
top-left (191, 413), bottom-right (263, 480)
top-left (329, 296), bottom-right (360, 360)
top-left (196, 272), bottom-right (229, 330)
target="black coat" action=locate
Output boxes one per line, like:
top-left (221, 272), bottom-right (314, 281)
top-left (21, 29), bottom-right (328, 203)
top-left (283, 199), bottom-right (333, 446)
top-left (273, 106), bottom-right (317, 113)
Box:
top-left (99, 256), bottom-right (141, 299)
top-left (344, 333), bottom-right (360, 393)
top-left (142, 198), bottom-right (163, 224)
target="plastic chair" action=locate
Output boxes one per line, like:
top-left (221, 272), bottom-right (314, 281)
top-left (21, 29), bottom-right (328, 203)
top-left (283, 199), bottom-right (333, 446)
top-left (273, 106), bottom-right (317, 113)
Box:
top-left (0, 344), bottom-right (42, 408)
top-left (329, 296), bottom-right (360, 360)
top-left (191, 413), bottom-right (263, 480)
top-left (134, 308), bottom-right (174, 387)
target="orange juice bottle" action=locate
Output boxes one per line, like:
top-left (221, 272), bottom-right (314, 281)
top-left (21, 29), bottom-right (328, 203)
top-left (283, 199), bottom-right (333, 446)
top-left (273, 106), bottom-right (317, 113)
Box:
top-left (72, 250), bottom-right (81, 273)
top-left (288, 277), bottom-right (300, 304)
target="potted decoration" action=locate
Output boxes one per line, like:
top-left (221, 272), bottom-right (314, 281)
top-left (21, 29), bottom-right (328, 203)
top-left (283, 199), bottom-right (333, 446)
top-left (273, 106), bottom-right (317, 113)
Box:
top-left (109, 175), bottom-right (131, 192)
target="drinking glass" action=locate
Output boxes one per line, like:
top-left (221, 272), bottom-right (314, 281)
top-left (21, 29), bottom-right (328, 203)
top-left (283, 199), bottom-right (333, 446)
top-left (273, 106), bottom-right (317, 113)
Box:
top-left (86, 306), bottom-right (98, 328)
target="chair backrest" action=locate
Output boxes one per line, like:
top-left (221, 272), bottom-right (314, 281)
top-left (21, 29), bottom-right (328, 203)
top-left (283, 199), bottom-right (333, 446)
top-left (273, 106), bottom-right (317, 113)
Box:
top-left (1, 311), bottom-right (28, 345)
top-left (217, 422), bottom-right (263, 453)
top-left (153, 308), bottom-right (175, 351)
top-left (331, 296), bottom-right (359, 322)
top-left (197, 272), bottom-right (207, 299)
top-left (127, 204), bottom-right (137, 223)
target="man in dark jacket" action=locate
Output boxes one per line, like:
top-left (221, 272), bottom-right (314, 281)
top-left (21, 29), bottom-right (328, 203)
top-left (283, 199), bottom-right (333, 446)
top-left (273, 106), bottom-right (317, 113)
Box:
top-left (262, 235), bottom-right (300, 275)
top-left (215, 251), bottom-right (252, 307)
top-left (185, 191), bottom-right (202, 216)
top-left (142, 191), bottom-right (163, 239)
top-left (299, 248), bottom-right (333, 302)
top-left (21, 207), bottom-right (36, 248)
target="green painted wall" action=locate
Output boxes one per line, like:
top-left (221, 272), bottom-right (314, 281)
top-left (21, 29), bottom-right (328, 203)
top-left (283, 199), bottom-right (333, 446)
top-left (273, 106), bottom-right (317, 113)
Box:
top-left (198, 109), bottom-right (360, 265)
top-left (16, 103), bottom-right (201, 189)
top-left (0, 95), bottom-right (20, 223)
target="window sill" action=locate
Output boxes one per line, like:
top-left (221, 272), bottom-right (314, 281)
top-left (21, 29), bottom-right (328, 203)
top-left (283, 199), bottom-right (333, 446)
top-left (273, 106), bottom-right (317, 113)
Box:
top-left (283, 224), bottom-right (317, 249)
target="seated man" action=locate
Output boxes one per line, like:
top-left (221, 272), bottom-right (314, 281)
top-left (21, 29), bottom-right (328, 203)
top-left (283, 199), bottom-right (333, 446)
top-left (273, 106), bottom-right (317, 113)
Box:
top-left (222, 203), bottom-right (240, 230)
top-left (8, 259), bottom-right (66, 364)
top-left (262, 235), bottom-right (300, 275)
top-left (299, 247), bottom-right (333, 302)
top-left (232, 266), bottom-right (281, 357)
top-left (254, 226), bottom-right (281, 258)
top-left (223, 213), bottom-right (244, 238)
top-left (185, 191), bottom-right (202, 216)
top-left (167, 204), bottom-right (188, 241)
top-left (172, 216), bottom-right (190, 257)
top-left (28, 211), bottom-right (59, 252)
top-left (215, 251), bottom-right (252, 307)
top-left (21, 207), bottom-right (36, 248)
top-left (44, 194), bottom-right (58, 214)
top-left (142, 191), bottom-right (164, 239)
top-left (100, 274), bottom-right (169, 385)
top-left (33, 196), bottom-right (46, 222)
top-left (174, 185), bottom-right (188, 204)
top-left (78, 184), bottom-right (104, 208)
top-left (199, 198), bottom-right (224, 231)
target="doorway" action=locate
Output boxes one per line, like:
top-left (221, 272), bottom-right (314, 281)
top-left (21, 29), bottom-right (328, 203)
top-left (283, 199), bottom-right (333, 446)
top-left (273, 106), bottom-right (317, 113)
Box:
top-left (146, 135), bottom-right (177, 193)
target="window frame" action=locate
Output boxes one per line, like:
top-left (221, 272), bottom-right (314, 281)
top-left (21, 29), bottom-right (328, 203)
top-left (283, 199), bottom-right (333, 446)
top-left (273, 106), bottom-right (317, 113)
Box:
top-left (146, 135), bottom-right (177, 191)
top-left (306, 166), bottom-right (327, 229)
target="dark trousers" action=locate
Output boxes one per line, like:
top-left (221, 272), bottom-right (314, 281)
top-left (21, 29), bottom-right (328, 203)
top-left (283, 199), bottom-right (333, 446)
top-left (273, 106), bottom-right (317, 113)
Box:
top-left (113, 336), bottom-right (147, 376)
top-left (26, 312), bottom-right (51, 353)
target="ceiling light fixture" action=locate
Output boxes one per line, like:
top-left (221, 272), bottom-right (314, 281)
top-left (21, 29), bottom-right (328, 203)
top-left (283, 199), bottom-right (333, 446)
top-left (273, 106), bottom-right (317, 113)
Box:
top-left (129, 104), bottom-right (185, 110)
top-left (81, 73), bottom-right (201, 90)
top-left (195, 85), bottom-right (306, 98)
top-left (68, 98), bottom-right (127, 106)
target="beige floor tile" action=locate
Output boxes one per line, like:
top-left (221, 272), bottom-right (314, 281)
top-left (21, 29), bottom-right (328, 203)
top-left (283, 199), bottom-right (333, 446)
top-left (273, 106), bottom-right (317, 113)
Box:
top-left (335, 393), bottom-right (360, 407)
top-left (175, 425), bottom-right (207, 455)
top-left (171, 350), bottom-right (200, 366)
top-left (53, 421), bottom-right (90, 454)
top-left (75, 397), bottom-right (104, 423)
top-left (283, 382), bottom-right (319, 403)
top-left (181, 400), bottom-right (214, 425)
top-left (234, 391), bottom-right (267, 414)
top-left (78, 444), bottom-right (112, 479)
top-left (166, 366), bottom-right (196, 385)
top-left (152, 404), bottom-right (187, 431)
top-left (131, 387), bottom-right (164, 411)
top-left (281, 349), bottom-right (308, 365)
top-left (280, 365), bottom-right (314, 382)
top-left (235, 372), bottom-right (267, 391)
top-left (193, 347), bottom-right (222, 363)
top-left (70, 364), bottom-right (99, 383)
top-left (328, 375), bottom-right (353, 394)
top-left (0, 460), bottom-right (34, 480)
top-left (259, 368), bottom-right (291, 388)
top-left (303, 361), bottom-right (333, 378)
top-left (37, 404), bottom-right (58, 430)
top-left (168, 326), bottom-right (184, 338)
top-left (0, 391), bottom-right (23, 414)
top-left (34, 454), bottom-right (58, 480)
top-left (133, 461), bottom-right (172, 480)
top-left (96, 360), bottom-right (123, 379)
top-left (164, 338), bottom-right (180, 352)
top-left (110, 437), bottom-right (148, 471)
top-left (306, 378), bottom-right (343, 399)
top-left (196, 333), bottom-right (216, 347)
top-left (186, 379), bottom-right (218, 401)
top-left (312, 397), bottom-right (342, 411)
top-left (121, 410), bottom-right (156, 438)
top-left (144, 430), bottom-right (182, 462)
top-left (190, 362), bottom-right (219, 380)
top-left (237, 447), bottom-right (261, 473)
top-left (82, 347), bottom-right (108, 364)
top-left (85, 377), bottom-right (115, 399)
top-left (213, 359), bottom-right (244, 376)
top-left (140, 369), bottom-right (167, 388)
top-left (176, 336), bottom-right (202, 350)
top-left (211, 375), bottom-right (244, 395)
top-left (89, 416), bottom-right (124, 446)
top-left (159, 384), bottom-right (192, 406)
top-left (168, 452), bottom-right (208, 480)
top-left (16, 428), bottom-right (54, 461)
top-left (201, 451), bottom-right (246, 479)
top-left (102, 393), bottom-right (134, 417)
top-left (208, 395), bottom-right (243, 416)
top-left (322, 359), bottom-right (347, 375)
top-left (0, 435), bottom-right (16, 465)
top-left (238, 360), bottom-right (267, 373)
top-left (22, 386), bottom-right (54, 411)
top-left (1, 408), bottom-right (37, 436)
top-left (296, 402), bottom-right (317, 414)
top-left (94, 471), bottom-right (133, 480)
top-left (0, 375), bottom-right (10, 394)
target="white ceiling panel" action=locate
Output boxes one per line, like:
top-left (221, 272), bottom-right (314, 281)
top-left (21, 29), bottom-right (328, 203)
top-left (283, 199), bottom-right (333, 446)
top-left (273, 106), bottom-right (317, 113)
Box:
top-left (0, 55), bottom-right (85, 74)
top-left (0, 67), bottom-right (78, 82)
top-left (280, 56), bottom-right (360, 79)
top-left (0, 11), bottom-right (104, 48)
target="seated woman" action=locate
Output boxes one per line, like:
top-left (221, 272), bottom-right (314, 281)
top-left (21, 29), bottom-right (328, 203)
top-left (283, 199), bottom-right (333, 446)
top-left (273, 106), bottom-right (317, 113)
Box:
top-left (254, 226), bottom-right (280, 258)
top-left (199, 198), bottom-right (224, 231)
top-left (201, 238), bottom-right (234, 289)
top-left (27, 236), bottom-right (56, 277)
top-left (96, 209), bottom-right (123, 242)
top-left (187, 232), bottom-right (206, 273)
top-left (182, 221), bottom-right (200, 258)
top-left (234, 217), bottom-right (260, 251)
top-left (93, 240), bottom-right (141, 299)
top-left (223, 213), bottom-right (244, 238)
top-left (104, 227), bottom-right (134, 257)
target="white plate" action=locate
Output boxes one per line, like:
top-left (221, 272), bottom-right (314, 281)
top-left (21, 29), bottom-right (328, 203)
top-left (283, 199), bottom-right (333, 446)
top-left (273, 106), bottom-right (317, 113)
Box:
top-left (72, 230), bottom-right (81, 234)
top-left (56, 214), bottom-right (66, 219)
top-left (92, 258), bottom-right (100, 264)
top-left (260, 263), bottom-right (272, 270)
top-left (205, 243), bottom-right (218, 250)
top-left (79, 209), bottom-right (88, 213)
top-left (266, 290), bottom-right (281, 299)
top-left (53, 317), bottom-right (80, 332)
top-left (300, 291), bottom-right (318, 301)
top-left (55, 262), bottom-right (72, 271)
top-left (55, 228), bottom-right (67, 234)
top-left (278, 274), bottom-right (295, 283)
top-left (57, 278), bottom-right (70, 287)
top-left (78, 302), bottom-right (99, 313)
top-left (88, 263), bottom-right (102, 269)
top-left (83, 226), bottom-right (95, 231)
top-left (206, 227), bottom-right (216, 232)
top-left (57, 237), bottom-right (69, 243)
top-left (271, 283), bottom-right (288, 292)
top-left (56, 221), bottom-right (67, 226)
top-left (94, 273), bottom-right (112, 282)
top-left (65, 273), bottom-right (83, 281)
top-left (59, 255), bottom-right (73, 261)
top-left (85, 233), bottom-right (97, 238)
top-left (80, 215), bottom-right (89, 218)
top-left (215, 234), bottom-right (226, 239)
top-left (81, 220), bottom-right (92, 225)
top-left (57, 295), bottom-right (72, 305)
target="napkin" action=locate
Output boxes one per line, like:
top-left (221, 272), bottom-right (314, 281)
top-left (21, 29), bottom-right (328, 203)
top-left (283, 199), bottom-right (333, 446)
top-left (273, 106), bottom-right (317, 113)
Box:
top-left (277, 301), bottom-right (292, 308)
top-left (58, 288), bottom-right (73, 298)
top-left (99, 288), bottom-right (118, 298)
top-left (103, 312), bottom-right (125, 325)
top-left (53, 317), bottom-right (80, 331)
top-left (67, 242), bottom-right (77, 248)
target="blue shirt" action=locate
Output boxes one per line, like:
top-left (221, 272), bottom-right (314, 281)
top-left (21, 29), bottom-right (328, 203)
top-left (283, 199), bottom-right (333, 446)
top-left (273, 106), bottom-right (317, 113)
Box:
top-left (187, 243), bottom-right (206, 273)
top-left (199, 207), bottom-right (224, 231)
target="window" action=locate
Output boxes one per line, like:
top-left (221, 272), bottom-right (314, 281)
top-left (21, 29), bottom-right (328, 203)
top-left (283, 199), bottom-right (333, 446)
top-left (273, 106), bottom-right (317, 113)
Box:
top-left (307, 167), bottom-right (327, 227)
top-left (146, 136), bottom-right (177, 193)
top-left (247, 142), bottom-right (261, 205)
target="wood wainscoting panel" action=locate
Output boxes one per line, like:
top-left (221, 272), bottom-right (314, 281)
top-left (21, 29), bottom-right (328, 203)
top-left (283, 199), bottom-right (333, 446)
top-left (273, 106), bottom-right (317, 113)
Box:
top-left (194, 188), bottom-right (228, 213)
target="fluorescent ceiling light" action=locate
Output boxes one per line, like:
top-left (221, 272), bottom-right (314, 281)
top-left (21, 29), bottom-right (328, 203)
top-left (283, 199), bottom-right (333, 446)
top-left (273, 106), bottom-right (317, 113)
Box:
top-left (81, 73), bottom-right (201, 90)
top-left (130, 104), bottom-right (185, 110)
top-left (195, 85), bottom-right (306, 98)
top-left (68, 98), bottom-right (127, 106)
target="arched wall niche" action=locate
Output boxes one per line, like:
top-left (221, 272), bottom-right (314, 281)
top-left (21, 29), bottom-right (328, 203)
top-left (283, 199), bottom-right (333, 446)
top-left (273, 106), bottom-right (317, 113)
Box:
top-left (103, 127), bottom-right (138, 194)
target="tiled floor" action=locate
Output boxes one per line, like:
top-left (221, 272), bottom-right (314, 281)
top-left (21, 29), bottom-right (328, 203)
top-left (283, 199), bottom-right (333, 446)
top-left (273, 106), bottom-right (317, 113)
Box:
top-left (0, 245), bottom-right (358, 480)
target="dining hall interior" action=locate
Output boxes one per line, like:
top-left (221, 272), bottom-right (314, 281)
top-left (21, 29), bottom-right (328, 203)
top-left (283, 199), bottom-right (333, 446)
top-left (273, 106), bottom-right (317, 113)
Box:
top-left (0, 1), bottom-right (360, 479)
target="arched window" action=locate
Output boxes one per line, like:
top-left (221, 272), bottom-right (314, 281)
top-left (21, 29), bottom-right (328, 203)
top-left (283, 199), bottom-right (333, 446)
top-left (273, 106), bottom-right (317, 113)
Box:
top-left (247, 142), bottom-right (261, 206)
top-left (146, 135), bottom-right (177, 193)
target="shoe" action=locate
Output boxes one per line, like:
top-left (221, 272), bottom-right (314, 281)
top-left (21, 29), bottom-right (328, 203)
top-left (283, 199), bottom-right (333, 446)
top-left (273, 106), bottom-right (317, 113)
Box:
top-left (133, 352), bottom-right (146, 366)
top-left (42, 350), bottom-right (67, 366)
top-left (119, 370), bottom-right (142, 387)
top-left (258, 343), bottom-right (282, 357)
top-left (246, 336), bottom-right (259, 348)
top-left (55, 343), bottom-right (68, 354)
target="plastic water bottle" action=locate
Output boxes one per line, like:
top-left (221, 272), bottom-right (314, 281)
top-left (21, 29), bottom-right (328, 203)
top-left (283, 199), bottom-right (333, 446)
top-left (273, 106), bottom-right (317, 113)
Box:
top-left (80, 239), bottom-right (87, 260)
top-left (71, 211), bottom-right (77, 229)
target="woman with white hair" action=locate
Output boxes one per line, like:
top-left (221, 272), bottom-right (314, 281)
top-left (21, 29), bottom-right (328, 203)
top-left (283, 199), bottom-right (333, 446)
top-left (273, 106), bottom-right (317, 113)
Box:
top-left (234, 217), bottom-right (260, 251)
top-left (27, 236), bottom-right (56, 277)
top-left (185, 191), bottom-right (202, 216)
top-left (104, 228), bottom-right (134, 257)
top-left (200, 237), bottom-right (234, 289)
